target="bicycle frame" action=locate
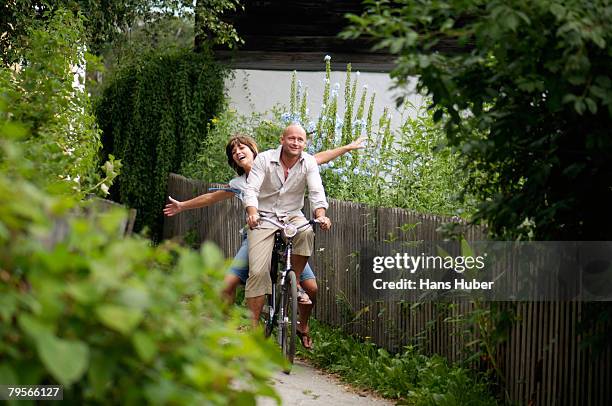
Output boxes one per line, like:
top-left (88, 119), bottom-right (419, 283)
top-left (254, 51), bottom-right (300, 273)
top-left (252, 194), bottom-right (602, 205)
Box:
top-left (260, 217), bottom-right (318, 347)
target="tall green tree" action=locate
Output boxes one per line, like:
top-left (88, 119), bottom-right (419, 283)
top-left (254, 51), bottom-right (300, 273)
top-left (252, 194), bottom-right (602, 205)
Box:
top-left (343, 0), bottom-right (612, 239)
top-left (1, 0), bottom-right (148, 63)
top-left (194, 0), bottom-right (243, 51)
top-left (1, 0), bottom-right (242, 64)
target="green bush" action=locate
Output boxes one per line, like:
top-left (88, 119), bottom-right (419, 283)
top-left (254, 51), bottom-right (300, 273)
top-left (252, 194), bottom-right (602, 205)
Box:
top-left (0, 128), bottom-right (282, 404)
top-left (304, 320), bottom-right (498, 405)
top-left (181, 108), bottom-right (284, 184)
top-left (1, 10), bottom-right (281, 404)
top-left (0, 8), bottom-right (114, 197)
top-left (95, 48), bottom-right (228, 240)
top-left (344, 0), bottom-right (612, 239)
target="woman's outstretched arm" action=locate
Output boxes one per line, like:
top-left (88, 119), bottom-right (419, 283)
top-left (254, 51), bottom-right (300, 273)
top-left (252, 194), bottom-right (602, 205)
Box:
top-left (163, 190), bottom-right (234, 216)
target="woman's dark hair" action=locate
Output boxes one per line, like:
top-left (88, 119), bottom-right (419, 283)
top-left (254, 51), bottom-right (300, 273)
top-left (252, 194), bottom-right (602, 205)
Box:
top-left (225, 134), bottom-right (259, 175)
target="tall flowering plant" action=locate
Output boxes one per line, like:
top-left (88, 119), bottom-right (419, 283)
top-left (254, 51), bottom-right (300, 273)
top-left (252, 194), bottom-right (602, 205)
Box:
top-left (188, 56), bottom-right (472, 216)
top-left (280, 56), bottom-right (396, 205)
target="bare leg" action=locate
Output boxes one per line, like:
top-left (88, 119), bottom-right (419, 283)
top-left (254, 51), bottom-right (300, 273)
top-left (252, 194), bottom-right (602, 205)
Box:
top-left (292, 254), bottom-right (308, 280)
top-left (297, 278), bottom-right (317, 349)
top-left (222, 274), bottom-right (242, 305)
top-left (299, 279), bottom-right (317, 322)
top-left (246, 295), bottom-right (266, 329)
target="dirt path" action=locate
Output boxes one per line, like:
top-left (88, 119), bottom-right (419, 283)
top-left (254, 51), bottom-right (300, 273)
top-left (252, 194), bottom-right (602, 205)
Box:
top-left (257, 359), bottom-right (395, 406)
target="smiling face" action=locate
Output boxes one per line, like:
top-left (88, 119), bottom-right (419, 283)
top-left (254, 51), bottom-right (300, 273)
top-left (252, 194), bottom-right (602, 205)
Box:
top-left (225, 135), bottom-right (258, 175)
top-left (280, 124), bottom-right (307, 159)
top-left (232, 143), bottom-right (254, 169)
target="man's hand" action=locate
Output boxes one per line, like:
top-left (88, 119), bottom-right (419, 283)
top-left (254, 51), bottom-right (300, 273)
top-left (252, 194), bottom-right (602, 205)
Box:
top-left (247, 213), bottom-right (260, 229)
top-left (316, 216), bottom-right (332, 231)
top-left (163, 196), bottom-right (183, 216)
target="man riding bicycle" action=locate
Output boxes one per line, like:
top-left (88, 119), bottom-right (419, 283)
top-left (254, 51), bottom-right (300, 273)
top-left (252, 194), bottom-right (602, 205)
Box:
top-left (243, 123), bottom-right (331, 340)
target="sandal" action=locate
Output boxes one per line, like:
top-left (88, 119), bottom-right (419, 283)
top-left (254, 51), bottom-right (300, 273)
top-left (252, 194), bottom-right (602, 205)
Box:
top-left (297, 329), bottom-right (313, 350)
top-left (297, 287), bottom-right (312, 305)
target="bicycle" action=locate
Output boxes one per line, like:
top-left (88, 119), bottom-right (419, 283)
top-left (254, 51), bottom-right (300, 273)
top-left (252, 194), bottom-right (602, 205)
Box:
top-left (257, 217), bottom-right (319, 371)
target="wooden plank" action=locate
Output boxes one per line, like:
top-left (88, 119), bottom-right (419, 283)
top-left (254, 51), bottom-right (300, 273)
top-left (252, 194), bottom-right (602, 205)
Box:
top-left (535, 301), bottom-right (544, 406)
top-left (560, 303), bottom-right (569, 405)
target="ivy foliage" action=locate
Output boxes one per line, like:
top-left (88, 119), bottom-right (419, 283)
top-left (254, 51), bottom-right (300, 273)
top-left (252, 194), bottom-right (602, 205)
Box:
top-left (343, 0), bottom-right (612, 239)
top-left (95, 48), bottom-right (228, 240)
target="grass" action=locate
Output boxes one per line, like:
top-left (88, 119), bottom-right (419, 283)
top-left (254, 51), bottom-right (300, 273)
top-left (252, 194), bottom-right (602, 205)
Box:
top-left (299, 319), bottom-right (500, 406)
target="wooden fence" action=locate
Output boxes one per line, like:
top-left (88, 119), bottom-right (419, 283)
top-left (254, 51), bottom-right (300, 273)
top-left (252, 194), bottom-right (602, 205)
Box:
top-left (44, 198), bottom-right (137, 248)
top-left (163, 173), bottom-right (611, 406)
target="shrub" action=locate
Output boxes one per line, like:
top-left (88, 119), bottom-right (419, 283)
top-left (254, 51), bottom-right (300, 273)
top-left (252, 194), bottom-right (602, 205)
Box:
top-left (304, 320), bottom-right (498, 405)
top-left (0, 10), bottom-right (281, 403)
top-left (0, 126), bottom-right (282, 403)
top-left (0, 8), bottom-right (114, 197)
top-left (343, 0), bottom-right (612, 239)
top-left (95, 48), bottom-right (228, 240)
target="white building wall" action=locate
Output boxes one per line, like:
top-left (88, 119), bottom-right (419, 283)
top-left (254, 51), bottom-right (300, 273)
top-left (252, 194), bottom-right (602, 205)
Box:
top-left (225, 69), bottom-right (425, 131)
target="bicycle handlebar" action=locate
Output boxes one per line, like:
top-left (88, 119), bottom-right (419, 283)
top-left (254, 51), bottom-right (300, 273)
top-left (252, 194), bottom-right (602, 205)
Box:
top-left (258, 217), bottom-right (319, 238)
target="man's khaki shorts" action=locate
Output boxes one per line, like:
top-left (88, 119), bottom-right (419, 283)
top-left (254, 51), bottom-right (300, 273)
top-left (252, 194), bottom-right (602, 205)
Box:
top-left (245, 215), bottom-right (314, 298)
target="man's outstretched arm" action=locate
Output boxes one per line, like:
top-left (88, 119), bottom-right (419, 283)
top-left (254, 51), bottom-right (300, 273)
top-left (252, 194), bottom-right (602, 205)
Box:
top-left (314, 136), bottom-right (365, 165)
top-left (306, 157), bottom-right (331, 230)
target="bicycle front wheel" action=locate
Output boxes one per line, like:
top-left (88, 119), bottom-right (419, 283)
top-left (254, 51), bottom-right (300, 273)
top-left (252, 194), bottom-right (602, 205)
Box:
top-left (280, 270), bottom-right (298, 369)
top-left (261, 292), bottom-right (275, 338)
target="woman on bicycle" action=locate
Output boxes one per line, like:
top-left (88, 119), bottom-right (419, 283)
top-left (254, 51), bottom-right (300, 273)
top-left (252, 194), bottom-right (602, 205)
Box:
top-left (164, 133), bottom-right (364, 348)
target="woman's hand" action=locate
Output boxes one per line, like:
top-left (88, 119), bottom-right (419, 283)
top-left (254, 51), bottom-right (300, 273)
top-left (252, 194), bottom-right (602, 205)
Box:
top-left (163, 196), bottom-right (183, 216)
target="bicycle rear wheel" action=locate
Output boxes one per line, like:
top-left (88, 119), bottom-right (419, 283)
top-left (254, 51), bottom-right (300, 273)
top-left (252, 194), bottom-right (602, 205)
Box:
top-left (280, 270), bottom-right (297, 369)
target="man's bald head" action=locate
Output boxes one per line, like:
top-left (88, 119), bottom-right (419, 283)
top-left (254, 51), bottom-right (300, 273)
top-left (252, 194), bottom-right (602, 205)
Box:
top-left (282, 123), bottom-right (307, 138)
top-left (280, 123), bottom-right (308, 159)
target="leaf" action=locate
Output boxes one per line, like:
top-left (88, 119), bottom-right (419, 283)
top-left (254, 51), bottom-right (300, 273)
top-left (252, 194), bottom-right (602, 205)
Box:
top-left (0, 293), bottom-right (18, 322)
top-left (96, 305), bottom-right (143, 335)
top-left (504, 13), bottom-right (519, 32)
top-left (200, 241), bottom-right (224, 270)
top-left (0, 364), bottom-right (18, 385)
top-left (550, 4), bottom-right (566, 19)
top-left (132, 332), bottom-right (158, 363)
top-left (584, 97), bottom-right (597, 114)
top-left (37, 334), bottom-right (89, 387)
top-left (591, 34), bottom-right (605, 49)
top-left (562, 93), bottom-right (576, 104)
top-left (574, 99), bottom-right (586, 115)
top-left (18, 314), bottom-right (54, 339)
top-left (389, 38), bottom-right (406, 54)
top-left (118, 287), bottom-right (151, 310)
top-left (461, 238), bottom-right (475, 258)
top-left (88, 351), bottom-right (114, 399)
top-left (67, 282), bottom-right (100, 305)
top-left (353, 305), bottom-right (370, 321)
